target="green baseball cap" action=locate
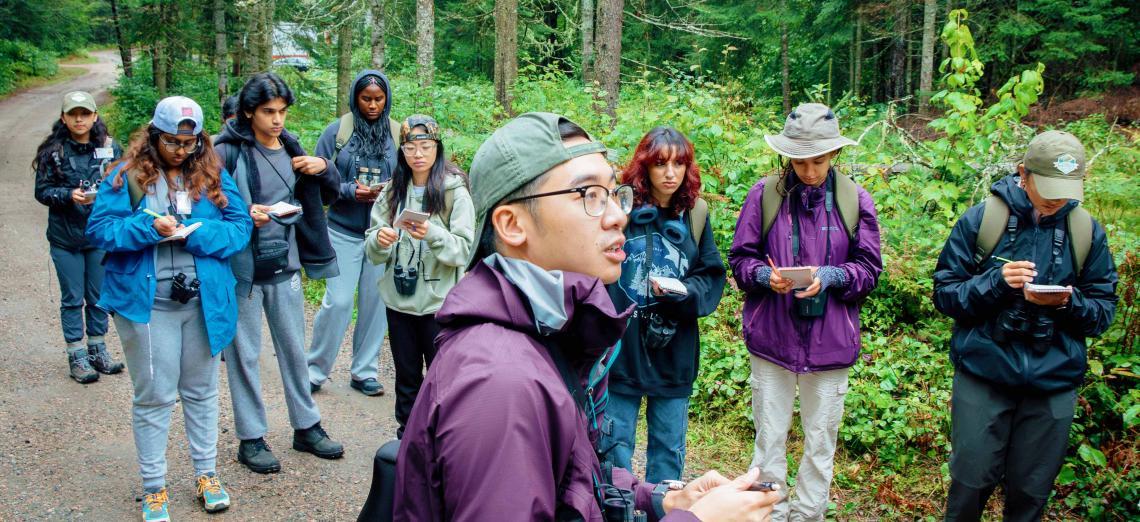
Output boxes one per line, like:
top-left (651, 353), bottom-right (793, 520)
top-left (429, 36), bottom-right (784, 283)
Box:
top-left (466, 112), bottom-right (607, 269)
top-left (61, 91), bottom-right (97, 113)
top-left (1023, 130), bottom-right (1087, 201)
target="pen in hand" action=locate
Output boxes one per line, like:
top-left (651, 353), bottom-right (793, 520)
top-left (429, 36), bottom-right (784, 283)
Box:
top-left (766, 254), bottom-right (784, 279)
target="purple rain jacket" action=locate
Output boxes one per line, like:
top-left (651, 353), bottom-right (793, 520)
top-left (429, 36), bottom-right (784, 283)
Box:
top-left (728, 173), bottom-right (883, 373)
top-left (394, 258), bottom-right (700, 522)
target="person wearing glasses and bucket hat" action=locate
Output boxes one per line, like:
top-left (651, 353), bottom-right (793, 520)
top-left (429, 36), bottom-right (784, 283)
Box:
top-left (365, 114), bottom-right (474, 439)
top-left (86, 96), bottom-right (252, 520)
top-left (728, 103), bottom-right (883, 521)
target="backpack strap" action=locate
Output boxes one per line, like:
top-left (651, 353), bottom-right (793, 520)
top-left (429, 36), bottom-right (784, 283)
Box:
top-left (441, 186), bottom-right (455, 227)
top-left (974, 195), bottom-right (1012, 267)
top-left (1067, 206), bottom-right (1093, 276)
top-left (334, 112), bottom-right (355, 153)
top-left (126, 169), bottom-right (145, 210)
top-left (834, 173), bottom-right (860, 240)
top-left (688, 197), bottom-right (708, 245)
top-left (760, 174), bottom-right (784, 240)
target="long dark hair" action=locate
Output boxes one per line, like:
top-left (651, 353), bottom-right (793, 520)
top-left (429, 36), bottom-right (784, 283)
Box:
top-left (235, 72), bottom-right (295, 133)
top-left (108, 124), bottom-right (227, 207)
top-left (31, 117), bottom-right (111, 175)
top-left (622, 126), bottom-right (700, 218)
top-left (386, 130), bottom-right (465, 223)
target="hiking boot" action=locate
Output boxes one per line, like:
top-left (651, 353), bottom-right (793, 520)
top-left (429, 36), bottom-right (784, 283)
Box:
top-left (196, 472), bottom-right (231, 513)
top-left (350, 378), bottom-right (384, 396)
top-left (293, 422), bottom-right (344, 459)
top-left (237, 438), bottom-right (281, 474)
top-left (141, 487), bottom-right (171, 522)
top-left (67, 347), bottom-right (98, 384)
top-left (88, 342), bottom-right (125, 374)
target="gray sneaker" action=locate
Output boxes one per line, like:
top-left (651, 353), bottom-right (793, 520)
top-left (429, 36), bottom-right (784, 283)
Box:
top-left (88, 343), bottom-right (125, 374)
top-left (67, 347), bottom-right (98, 384)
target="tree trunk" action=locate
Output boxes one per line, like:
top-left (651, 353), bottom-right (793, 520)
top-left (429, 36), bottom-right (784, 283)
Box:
top-left (581, 0), bottom-right (595, 84)
top-left (595, 0), bottom-right (624, 122)
top-left (232, 31), bottom-right (245, 79)
top-left (261, 0), bottom-right (276, 71)
top-left (337, 21), bottom-right (353, 116)
top-left (542, 1), bottom-right (559, 68)
top-left (781, 0), bottom-right (790, 114)
top-left (416, 0), bottom-right (435, 96)
top-left (214, 0), bottom-right (229, 104)
top-left (854, 11), bottom-right (863, 99)
top-left (494, 0), bottom-right (518, 116)
top-left (889, 2), bottom-right (909, 100)
top-left (369, 0), bottom-right (387, 70)
top-left (919, 0), bottom-right (937, 113)
top-left (109, 0), bottom-right (133, 78)
top-left (154, 46), bottom-right (168, 96)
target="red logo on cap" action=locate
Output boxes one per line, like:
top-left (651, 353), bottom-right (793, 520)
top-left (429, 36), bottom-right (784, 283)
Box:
top-left (182, 107), bottom-right (193, 116)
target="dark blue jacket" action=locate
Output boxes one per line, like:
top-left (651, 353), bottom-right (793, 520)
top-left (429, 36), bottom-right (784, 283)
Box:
top-left (933, 174), bottom-right (1118, 392)
top-left (34, 138), bottom-right (122, 249)
top-left (86, 165), bottom-right (252, 355)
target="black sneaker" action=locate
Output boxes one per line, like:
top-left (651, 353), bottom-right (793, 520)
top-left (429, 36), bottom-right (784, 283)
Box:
top-left (293, 422), bottom-right (344, 459)
top-left (310, 381), bottom-right (321, 394)
top-left (350, 378), bottom-right (384, 396)
top-left (237, 438), bottom-right (281, 474)
top-left (88, 343), bottom-right (125, 374)
top-left (68, 347), bottom-right (99, 384)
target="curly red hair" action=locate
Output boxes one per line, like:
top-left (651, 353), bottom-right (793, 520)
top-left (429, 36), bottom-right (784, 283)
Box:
top-left (621, 126), bottom-right (701, 218)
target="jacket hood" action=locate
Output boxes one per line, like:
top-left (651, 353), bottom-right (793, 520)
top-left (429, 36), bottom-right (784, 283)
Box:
top-left (436, 259), bottom-right (633, 360)
top-left (349, 69), bottom-right (392, 120)
top-left (214, 118), bottom-right (301, 147)
top-left (991, 173), bottom-right (1078, 222)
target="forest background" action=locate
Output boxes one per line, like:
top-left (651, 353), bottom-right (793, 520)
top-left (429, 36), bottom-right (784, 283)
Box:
top-left (3, 0), bottom-right (1138, 518)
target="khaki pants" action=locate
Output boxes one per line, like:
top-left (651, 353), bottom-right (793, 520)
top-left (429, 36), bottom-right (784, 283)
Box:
top-left (749, 356), bottom-right (849, 522)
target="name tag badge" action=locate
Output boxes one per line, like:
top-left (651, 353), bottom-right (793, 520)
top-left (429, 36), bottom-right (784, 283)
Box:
top-left (94, 147), bottom-right (114, 159)
top-left (175, 191), bottom-right (192, 215)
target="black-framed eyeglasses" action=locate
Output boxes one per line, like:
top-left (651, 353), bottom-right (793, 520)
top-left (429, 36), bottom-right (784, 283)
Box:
top-left (159, 136), bottom-right (200, 154)
top-left (505, 184), bottom-right (634, 217)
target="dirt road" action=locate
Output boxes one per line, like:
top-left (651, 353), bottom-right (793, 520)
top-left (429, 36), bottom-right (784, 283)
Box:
top-left (0, 50), bottom-right (398, 520)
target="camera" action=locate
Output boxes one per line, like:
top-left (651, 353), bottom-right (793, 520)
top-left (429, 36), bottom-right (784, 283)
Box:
top-left (795, 293), bottom-right (828, 318)
top-left (393, 264), bottom-right (418, 296)
top-left (171, 272), bottom-right (201, 304)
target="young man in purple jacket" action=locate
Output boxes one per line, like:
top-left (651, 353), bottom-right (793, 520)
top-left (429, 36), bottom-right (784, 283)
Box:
top-left (394, 112), bottom-right (778, 521)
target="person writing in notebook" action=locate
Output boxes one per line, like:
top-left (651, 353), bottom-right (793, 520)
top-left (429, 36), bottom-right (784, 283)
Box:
top-left (933, 131), bottom-right (1118, 521)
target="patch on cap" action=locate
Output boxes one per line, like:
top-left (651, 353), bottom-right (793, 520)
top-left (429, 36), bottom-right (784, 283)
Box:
top-left (182, 107), bottom-right (193, 116)
top-left (1053, 153), bottom-right (1079, 175)
top-left (71, 93), bottom-right (86, 102)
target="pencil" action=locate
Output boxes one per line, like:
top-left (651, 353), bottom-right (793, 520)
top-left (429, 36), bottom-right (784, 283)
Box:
top-left (766, 254), bottom-right (784, 279)
top-left (142, 209), bottom-right (164, 219)
top-left (992, 256), bottom-right (1016, 264)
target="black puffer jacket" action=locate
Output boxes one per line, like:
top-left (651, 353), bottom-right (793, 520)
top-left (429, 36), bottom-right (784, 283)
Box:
top-left (933, 174), bottom-right (1118, 392)
top-left (33, 139), bottom-right (122, 250)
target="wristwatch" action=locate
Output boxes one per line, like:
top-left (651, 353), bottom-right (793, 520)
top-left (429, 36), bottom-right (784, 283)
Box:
top-left (651, 481), bottom-right (686, 519)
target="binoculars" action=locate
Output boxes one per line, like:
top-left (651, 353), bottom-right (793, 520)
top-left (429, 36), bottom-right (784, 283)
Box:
top-left (171, 272), bottom-right (201, 304)
top-left (992, 300), bottom-right (1056, 352)
top-left (393, 265), bottom-right (419, 296)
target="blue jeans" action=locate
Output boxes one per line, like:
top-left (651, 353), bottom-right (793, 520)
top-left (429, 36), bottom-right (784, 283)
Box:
top-left (605, 391), bottom-right (690, 483)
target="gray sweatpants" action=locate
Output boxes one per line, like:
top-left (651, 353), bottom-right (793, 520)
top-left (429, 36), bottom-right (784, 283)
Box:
top-left (115, 298), bottom-right (220, 490)
top-left (307, 227), bottom-right (388, 385)
top-left (224, 273), bottom-right (321, 441)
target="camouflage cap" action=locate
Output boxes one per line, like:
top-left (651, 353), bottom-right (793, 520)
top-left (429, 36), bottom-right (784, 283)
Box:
top-left (400, 114), bottom-right (441, 143)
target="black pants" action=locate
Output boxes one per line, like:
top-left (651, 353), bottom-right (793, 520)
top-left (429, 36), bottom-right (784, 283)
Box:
top-left (944, 370), bottom-right (1077, 522)
top-left (386, 308), bottom-right (441, 439)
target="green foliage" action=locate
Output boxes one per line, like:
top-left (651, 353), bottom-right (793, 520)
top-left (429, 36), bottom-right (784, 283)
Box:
top-left (0, 39), bottom-right (59, 95)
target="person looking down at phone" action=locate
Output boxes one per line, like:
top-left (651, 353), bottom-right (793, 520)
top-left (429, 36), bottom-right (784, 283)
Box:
top-left (727, 103), bottom-right (883, 521)
top-left (601, 126), bottom-right (726, 484)
top-left (933, 131), bottom-right (1118, 521)
top-left (365, 114), bottom-right (474, 439)
top-left (307, 70), bottom-right (400, 397)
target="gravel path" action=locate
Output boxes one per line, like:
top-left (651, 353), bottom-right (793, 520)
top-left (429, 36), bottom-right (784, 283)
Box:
top-left (0, 51), bottom-right (399, 520)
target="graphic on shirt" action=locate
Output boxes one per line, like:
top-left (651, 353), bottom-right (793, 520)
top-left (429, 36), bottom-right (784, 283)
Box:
top-left (618, 232), bottom-right (690, 306)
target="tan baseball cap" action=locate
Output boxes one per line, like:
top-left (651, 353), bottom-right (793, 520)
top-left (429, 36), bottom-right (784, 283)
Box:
top-left (1023, 130), bottom-right (1086, 201)
top-left (61, 91), bottom-right (97, 113)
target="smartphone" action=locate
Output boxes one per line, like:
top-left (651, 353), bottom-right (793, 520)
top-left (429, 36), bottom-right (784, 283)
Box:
top-left (749, 481), bottom-right (779, 492)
